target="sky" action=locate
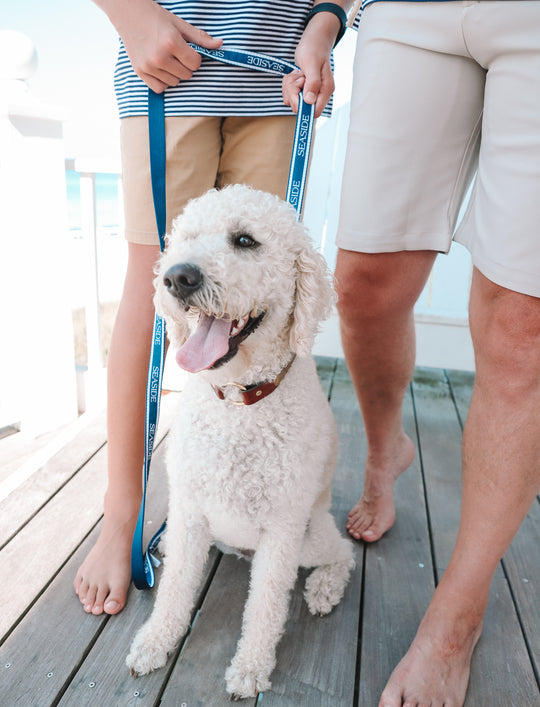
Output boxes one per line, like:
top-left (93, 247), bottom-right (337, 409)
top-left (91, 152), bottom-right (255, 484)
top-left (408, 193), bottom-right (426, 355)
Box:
top-left (2, 0), bottom-right (356, 166)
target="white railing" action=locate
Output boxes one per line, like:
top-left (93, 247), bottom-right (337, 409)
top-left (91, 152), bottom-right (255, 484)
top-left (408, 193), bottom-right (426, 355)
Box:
top-left (64, 158), bottom-right (125, 415)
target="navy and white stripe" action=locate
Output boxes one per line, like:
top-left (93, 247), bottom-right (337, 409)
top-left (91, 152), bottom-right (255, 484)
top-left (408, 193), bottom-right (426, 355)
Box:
top-left (114, 0), bottom-right (326, 118)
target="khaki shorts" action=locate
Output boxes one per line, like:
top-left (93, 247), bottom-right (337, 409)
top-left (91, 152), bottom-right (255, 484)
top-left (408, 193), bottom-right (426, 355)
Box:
top-left (338, 0), bottom-right (540, 298)
top-left (121, 114), bottom-right (297, 245)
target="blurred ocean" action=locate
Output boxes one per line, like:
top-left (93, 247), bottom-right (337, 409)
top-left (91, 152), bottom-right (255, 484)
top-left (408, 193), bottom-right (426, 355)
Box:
top-left (65, 170), bottom-right (127, 308)
top-left (65, 170), bottom-right (121, 235)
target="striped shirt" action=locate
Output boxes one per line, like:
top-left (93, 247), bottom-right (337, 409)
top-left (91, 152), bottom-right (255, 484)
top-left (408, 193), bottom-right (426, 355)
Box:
top-left (114, 0), bottom-right (321, 118)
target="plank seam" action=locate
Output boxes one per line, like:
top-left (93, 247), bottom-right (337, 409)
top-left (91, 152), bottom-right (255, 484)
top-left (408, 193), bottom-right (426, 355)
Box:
top-left (50, 614), bottom-right (112, 707)
top-left (353, 543), bottom-right (367, 707)
top-left (500, 558), bottom-right (540, 692)
top-left (326, 357), bottom-right (339, 401)
top-left (409, 381), bottom-right (439, 587)
top-left (444, 369), bottom-right (465, 432)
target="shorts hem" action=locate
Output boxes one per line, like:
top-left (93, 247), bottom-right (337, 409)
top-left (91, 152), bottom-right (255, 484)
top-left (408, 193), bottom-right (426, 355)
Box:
top-left (335, 231), bottom-right (452, 254)
top-left (455, 239), bottom-right (540, 299)
top-left (124, 229), bottom-right (160, 246)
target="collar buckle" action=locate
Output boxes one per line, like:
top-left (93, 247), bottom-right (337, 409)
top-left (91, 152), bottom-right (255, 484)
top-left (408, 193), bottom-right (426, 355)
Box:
top-left (211, 355), bottom-right (296, 406)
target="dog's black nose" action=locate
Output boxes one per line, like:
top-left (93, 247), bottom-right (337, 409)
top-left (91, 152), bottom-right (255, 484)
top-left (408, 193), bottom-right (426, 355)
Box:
top-left (163, 263), bottom-right (204, 299)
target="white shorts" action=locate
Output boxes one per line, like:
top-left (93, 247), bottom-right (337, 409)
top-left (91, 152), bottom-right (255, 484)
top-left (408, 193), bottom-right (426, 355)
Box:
top-left (338, 0), bottom-right (540, 297)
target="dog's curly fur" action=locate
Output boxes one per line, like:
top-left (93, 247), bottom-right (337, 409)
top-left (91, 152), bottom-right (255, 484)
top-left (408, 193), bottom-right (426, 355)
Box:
top-left (126, 185), bottom-right (354, 698)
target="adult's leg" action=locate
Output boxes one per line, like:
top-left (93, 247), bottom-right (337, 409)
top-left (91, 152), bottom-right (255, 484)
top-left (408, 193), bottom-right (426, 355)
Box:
top-left (380, 269), bottom-right (540, 707)
top-left (335, 2), bottom-right (483, 542)
top-left (335, 249), bottom-right (436, 541)
top-left (74, 242), bottom-right (160, 614)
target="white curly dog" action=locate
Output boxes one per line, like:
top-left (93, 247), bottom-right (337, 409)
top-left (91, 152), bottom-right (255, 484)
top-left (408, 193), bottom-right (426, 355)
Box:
top-left (126, 185), bottom-right (354, 698)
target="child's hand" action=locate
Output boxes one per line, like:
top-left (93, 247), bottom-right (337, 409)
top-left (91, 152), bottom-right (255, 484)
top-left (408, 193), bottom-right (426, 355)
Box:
top-left (102, 0), bottom-right (223, 92)
top-left (282, 12), bottom-right (337, 118)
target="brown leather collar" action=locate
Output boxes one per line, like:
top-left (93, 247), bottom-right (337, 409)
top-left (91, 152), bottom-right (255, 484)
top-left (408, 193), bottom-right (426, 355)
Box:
top-left (211, 355), bottom-right (296, 406)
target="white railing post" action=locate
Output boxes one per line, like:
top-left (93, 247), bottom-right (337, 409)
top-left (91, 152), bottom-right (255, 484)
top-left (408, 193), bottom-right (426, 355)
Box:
top-left (79, 172), bottom-right (104, 369)
top-left (78, 167), bottom-right (108, 412)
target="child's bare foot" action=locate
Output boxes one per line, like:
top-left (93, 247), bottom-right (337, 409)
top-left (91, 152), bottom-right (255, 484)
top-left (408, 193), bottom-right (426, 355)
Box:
top-left (347, 433), bottom-right (414, 542)
top-left (74, 511), bottom-right (137, 615)
top-left (379, 586), bottom-right (483, 707)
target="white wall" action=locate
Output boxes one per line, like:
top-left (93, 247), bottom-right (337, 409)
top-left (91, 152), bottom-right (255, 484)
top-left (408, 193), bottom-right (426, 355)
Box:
top-left (0, 32), bottom-right (78, 434)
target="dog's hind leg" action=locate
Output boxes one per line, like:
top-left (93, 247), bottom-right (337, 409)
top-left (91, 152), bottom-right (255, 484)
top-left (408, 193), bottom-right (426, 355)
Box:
top-left (300, 508), bottom-right (355, 616)
top-left (126, 514), bottom-right (212, 676)
top-left (225, 524), bottom-right (306, 699)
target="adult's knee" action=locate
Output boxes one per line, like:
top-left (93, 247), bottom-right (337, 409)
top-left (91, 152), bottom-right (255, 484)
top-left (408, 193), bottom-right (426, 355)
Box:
top-left (334, 249), bottom-right (434, 324)
top-left (470, 276), bottom-right (540, 398)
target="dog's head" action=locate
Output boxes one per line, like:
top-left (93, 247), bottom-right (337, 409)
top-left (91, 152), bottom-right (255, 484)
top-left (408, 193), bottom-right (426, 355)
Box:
top-left (154, 185), bottom-right (335, 377)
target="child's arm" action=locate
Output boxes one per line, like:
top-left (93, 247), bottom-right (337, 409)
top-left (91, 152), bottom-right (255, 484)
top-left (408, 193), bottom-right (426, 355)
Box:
top-left (92, 0), bottom-right (222, 92)
top-left (283, 1), bottom-right (353, 118)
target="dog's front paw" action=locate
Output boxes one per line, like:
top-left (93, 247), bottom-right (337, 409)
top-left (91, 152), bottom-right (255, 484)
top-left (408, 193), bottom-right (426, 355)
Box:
top-left (304, 559), bottom-right (354, 616)
top-left (225, 657), bottom-right (272, 699)
top-left (126, 625), bottom-right (172, 677)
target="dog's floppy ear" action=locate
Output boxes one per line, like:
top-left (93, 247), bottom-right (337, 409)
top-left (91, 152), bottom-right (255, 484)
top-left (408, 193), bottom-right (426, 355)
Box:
top-left (289, 245), bottom-right (335, 356)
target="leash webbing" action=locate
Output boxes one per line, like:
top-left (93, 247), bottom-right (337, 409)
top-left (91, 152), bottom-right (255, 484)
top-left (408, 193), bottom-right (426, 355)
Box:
top-left (131, 46), bottom-right (316, 590)
top-left (130, 88), bottom-right (168, 590)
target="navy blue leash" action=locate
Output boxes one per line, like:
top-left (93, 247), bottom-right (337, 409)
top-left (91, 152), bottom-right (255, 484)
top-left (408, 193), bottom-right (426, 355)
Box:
top-left (130, 88), bottom-right (168, 590)
top-left (131, 46), bottom-right (316, 590)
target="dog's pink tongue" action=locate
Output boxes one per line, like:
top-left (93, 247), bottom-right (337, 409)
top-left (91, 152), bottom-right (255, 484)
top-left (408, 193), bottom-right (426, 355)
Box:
top-left (175, 314), bottom-right (231, 373)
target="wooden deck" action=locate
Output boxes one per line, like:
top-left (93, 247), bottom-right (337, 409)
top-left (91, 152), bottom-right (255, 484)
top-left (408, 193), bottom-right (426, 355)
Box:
top-left (1, 358), bottom-right (539, 706)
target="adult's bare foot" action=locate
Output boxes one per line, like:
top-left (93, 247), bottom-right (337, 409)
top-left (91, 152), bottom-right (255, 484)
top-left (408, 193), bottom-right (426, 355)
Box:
top-left (74, 511), bottom-right (137, 615)
top-left (347, 433), bottom-right (415, 542)
top-left (379, 590), bottom-right (483, 707)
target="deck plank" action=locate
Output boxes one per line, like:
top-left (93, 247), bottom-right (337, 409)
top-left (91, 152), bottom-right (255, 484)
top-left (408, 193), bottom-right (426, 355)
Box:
top-left (502, 500), bottom-right (540, 682)
top-left (0, 395), bottom-right (177, 641)
top-left (412, 367), bottom-right (539, 705)
top-left (0, 434), bottom-right (170, 706)
top-left (412, 368), bottom-right (469, 575)
top-left (465, 576), bottom-right (540, 706)
top-left (265, 565), bottom-right (362, 706)
top-left (54, 419), bottom-right (184, 707)
top-left (0, 527), bottom-right (110, 707)
top-left (159, 553), bottom-right (257, 707)
top-left (0, 413), bottom-right (106, 548)
top-left (0, 443), bottom-right (109, 640)
top-left (262, 359), bottom-right (363, 706)
top-left (358, 385), bottom-right (435, 706)
top-left (58, 549), bottom-right (222, 707)
top-left (1, 362), bottom-right (539, 706)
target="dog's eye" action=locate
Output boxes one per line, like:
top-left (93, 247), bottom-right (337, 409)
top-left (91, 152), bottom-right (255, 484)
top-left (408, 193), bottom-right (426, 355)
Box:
top-left (231, 232), bottom-right (259, 249)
